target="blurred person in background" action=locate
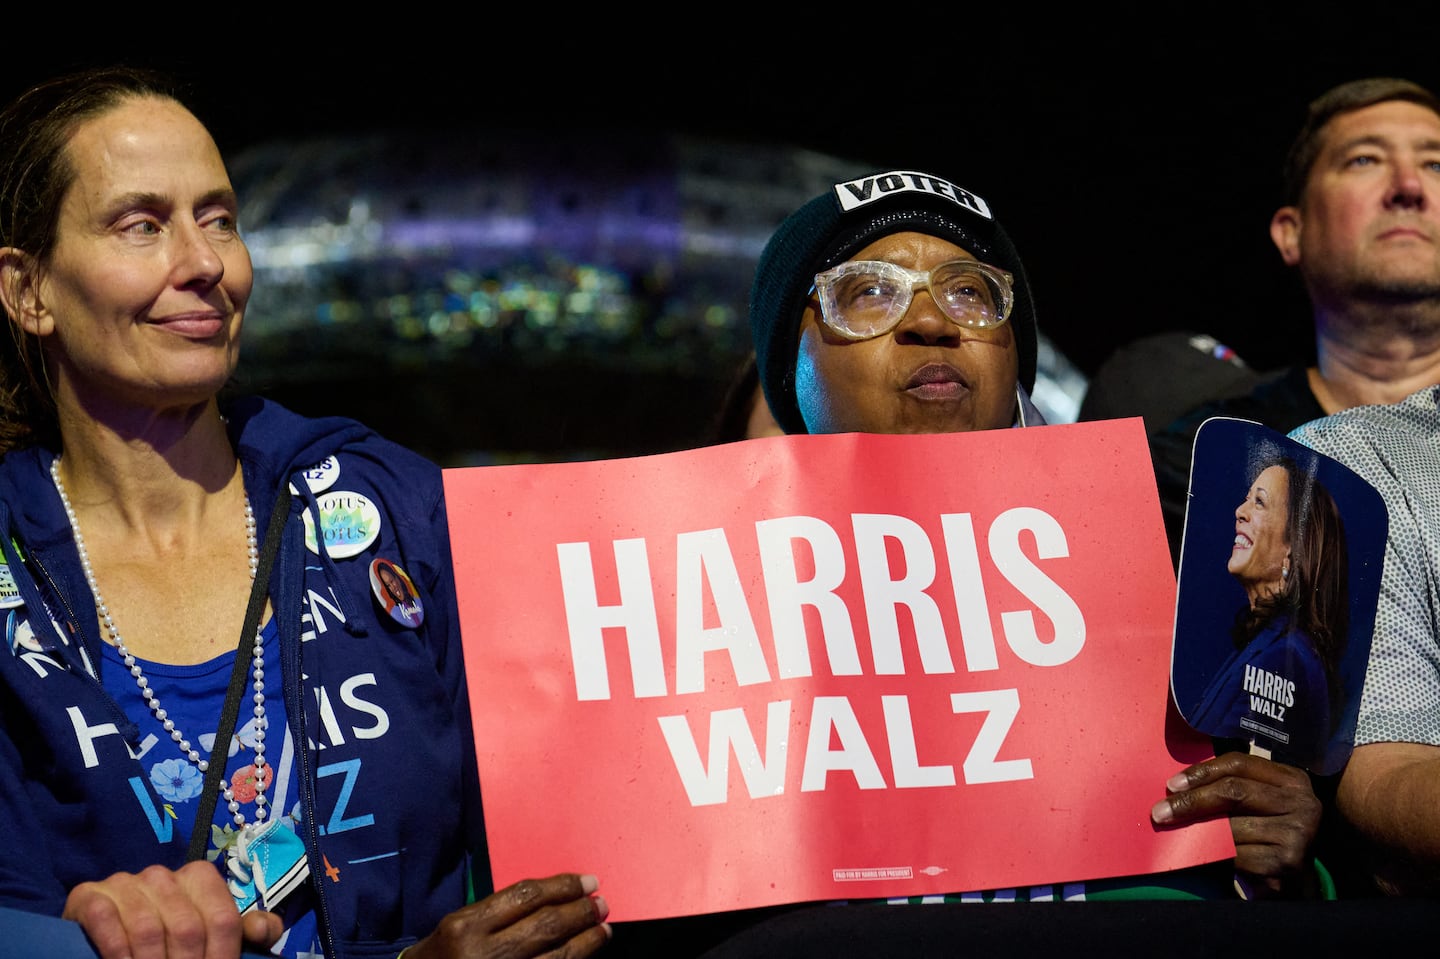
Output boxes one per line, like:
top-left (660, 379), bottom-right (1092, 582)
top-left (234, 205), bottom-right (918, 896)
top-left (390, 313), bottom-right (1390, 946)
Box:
top-left (708, 351), bottom-right (784, 443)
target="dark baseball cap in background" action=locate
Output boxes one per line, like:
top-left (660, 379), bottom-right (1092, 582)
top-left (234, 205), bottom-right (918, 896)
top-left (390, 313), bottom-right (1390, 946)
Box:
top-left (1079, 331), bottom-right (1271, 436)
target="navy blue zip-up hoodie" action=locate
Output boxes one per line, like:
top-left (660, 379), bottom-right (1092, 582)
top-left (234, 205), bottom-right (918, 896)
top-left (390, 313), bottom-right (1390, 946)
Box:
top-left (0, 397), bottom-right (490, 958)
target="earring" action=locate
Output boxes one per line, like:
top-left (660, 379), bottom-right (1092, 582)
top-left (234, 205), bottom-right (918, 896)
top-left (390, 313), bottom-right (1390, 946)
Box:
top-left (1282, 564), bottom-right (1289, 579)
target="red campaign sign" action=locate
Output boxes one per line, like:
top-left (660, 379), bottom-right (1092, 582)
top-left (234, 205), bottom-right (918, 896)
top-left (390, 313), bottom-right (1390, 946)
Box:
top-left (443, 419), bottom-right (1232, 921)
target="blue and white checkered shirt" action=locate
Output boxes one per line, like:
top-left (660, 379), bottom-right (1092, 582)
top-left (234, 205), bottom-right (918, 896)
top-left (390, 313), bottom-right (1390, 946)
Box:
top-left (1290, 385), bottom-right (1440, 747)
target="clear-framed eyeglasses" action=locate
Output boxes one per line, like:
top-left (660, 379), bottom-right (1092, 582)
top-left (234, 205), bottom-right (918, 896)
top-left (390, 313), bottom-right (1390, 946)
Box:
top-left (810, 259), bottom-right (1014, 341)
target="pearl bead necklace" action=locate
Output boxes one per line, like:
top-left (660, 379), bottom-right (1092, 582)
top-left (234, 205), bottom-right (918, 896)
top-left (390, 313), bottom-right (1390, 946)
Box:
top-left (50, 457), bottom-right (270, 830)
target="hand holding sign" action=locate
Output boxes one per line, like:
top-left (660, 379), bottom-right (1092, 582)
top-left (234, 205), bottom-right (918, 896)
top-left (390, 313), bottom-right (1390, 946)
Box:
top-left (1167, 418), bottom-right (1386, 897)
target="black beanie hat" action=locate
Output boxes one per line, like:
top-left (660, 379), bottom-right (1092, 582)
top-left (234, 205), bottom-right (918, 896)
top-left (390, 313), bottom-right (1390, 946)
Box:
top-left (748, 170), bottom-right (1038, 435)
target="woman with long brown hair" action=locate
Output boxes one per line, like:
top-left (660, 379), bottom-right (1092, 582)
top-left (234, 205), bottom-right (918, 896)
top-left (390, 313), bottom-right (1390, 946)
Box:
top-left (1191, 453), bottom-right (1350, 766)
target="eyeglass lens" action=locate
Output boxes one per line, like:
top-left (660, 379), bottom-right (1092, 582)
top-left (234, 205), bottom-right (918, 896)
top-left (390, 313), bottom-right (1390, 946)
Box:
top-left (828, 262), bottom-right (1004, 336)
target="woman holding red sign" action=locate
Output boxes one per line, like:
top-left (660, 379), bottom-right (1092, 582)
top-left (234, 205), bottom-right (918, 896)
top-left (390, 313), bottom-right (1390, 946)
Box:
top-left (611, 168), bottom-right (1332, 958)
top-left (741, 169), bottom-right (1324, 902)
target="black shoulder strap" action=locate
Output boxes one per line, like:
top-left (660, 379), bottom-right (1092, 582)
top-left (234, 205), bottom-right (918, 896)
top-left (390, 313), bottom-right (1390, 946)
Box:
top-left (187, 483), bottom-right (293, 863)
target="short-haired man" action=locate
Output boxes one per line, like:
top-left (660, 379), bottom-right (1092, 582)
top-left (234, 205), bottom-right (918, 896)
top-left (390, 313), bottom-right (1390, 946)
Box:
top-left (1148, 76), bottom-right (1440, 563)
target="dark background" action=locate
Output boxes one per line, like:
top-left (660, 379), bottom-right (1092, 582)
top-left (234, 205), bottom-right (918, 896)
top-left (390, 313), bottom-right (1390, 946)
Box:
top-left (6, 16), bottom-right (1438, 428)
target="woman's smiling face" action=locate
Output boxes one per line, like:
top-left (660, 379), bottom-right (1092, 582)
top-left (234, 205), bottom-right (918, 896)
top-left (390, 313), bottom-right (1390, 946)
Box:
top-left (29, 96), bottom-right (251, 417)
top-left (1229, 464), bottom-right (1293, 604)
